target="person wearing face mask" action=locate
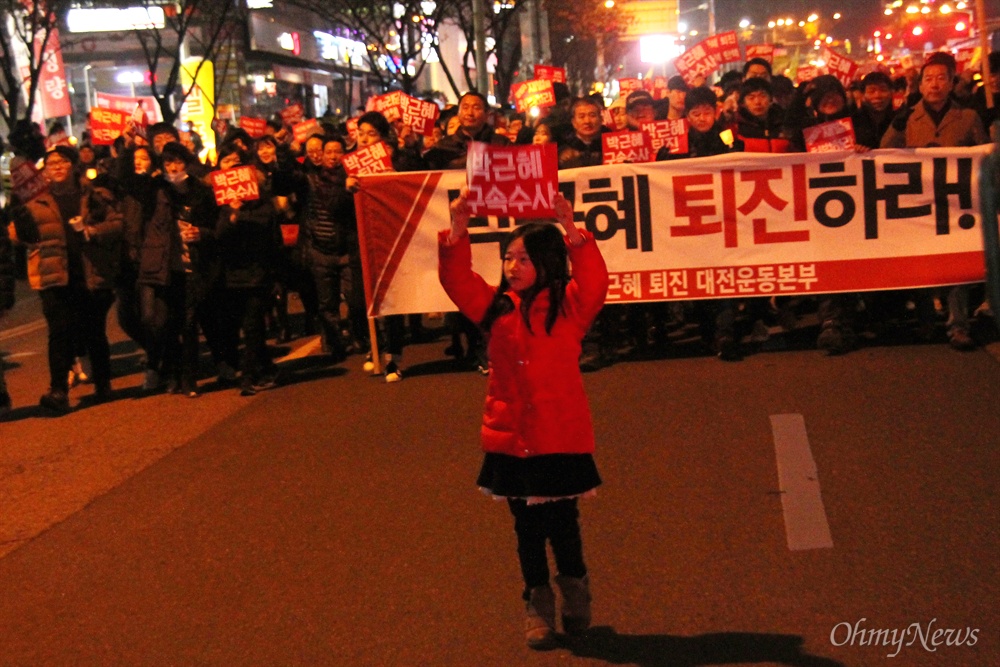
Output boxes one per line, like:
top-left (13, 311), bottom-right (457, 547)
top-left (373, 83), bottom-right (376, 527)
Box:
top-left (9, 146), bottom-right (123, 411)
top-left (136, 142), bottom-right (219, 395)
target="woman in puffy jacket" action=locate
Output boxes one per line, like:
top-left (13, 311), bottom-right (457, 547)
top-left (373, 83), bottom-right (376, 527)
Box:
top-left (10, 146), bottom-right (122, 411)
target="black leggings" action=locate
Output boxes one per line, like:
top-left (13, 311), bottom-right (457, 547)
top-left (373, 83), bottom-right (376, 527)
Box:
top-left (507, 498), bottom-right (587, 597)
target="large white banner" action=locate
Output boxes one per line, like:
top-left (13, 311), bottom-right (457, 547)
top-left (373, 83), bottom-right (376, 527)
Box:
top-left (355, 147), bottom-right (991, 317)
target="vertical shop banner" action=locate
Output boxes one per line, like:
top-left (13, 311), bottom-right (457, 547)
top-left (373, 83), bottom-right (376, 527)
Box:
top-left (602, 130), bottom-right (653, 164)
top-left (354, 148), bottom-right (989, 317)
top-left (466, 142), bottom-right (558, 219)
top-left (803, 118), bottom-right (856, 153)
top-left (180, 58), bottom-right (215, 162)
top-left (34, 28), bottom-right (72, 119)
top-left (209, 166), bottom-right (260, 206)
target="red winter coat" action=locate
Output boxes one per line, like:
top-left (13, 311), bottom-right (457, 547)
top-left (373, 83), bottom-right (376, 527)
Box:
top-left (439, 230), bottom-right (608, 458)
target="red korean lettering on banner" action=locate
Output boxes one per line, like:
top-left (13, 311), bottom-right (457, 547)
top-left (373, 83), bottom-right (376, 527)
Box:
top-left (10, 159), bottom-right (49, 203)
top-left (293, 118), bottom-right (320, 144)
top-left (342, 142), bottom-right (394, 177)
top-left (617, 78), bottom-right (643, 94)
top-left (465, 142), bottom-right (558, 219)
top-left (746, 44), bottom-right (775, 64)
top-left (602, 131), bottom-right (653, 164)
top-left (641, 120), bottom-right (690, 155)
top-left (239, 117), bottom-right (267, 138)
top-left (89, 107), bottom-right (130, 145)
top-left (210, 165), bottom-right (261, 206)
top-left (511, 79), bottom-right (557, 113)
top-left (804, 118), bottom-right (857, 153)
top-left (534, 65), bottom-right (567, 83)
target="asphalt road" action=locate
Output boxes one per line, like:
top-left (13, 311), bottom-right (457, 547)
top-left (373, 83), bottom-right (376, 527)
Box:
top-left (0, 287), bottom-right (997, 667)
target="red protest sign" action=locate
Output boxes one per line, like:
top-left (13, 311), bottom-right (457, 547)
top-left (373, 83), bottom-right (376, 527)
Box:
top-left (651, 76), bottom-right (668, 100)
top-left (10, 158), bottom-right (49, 203)
top-left (534, 65), bottom-right (567, 83)
top-left (239, 117), bottom-right (267, 138)
top-left (466, 142), bottom-right (558, 219)
top-left (370, 91), bottom-right (440, 136)
top-left (602, 130), bottom-right (653, 164)
top-left (617, 78), bottom-right (644, 95)
top-left (803, 118), bottom-right (856, 153)
top-left (510, 79), bottom-right (557, 113)
top-left (279, 103), bottom-right (305, 126)
top-left (89, 107), bottom-right (130, 145)
top-left (954, 47), bottom-right (977, 74)
top-left (746, 44), bottom-right (775, 64)
top-left (641, 120), bottom-right (689, 155)
top-left (45, 129), bottom-right (71, 149)
top-left (675, 31), bottom-right (741, 84)
top-left (209, 166), bottom-right (261, 206)
top-left (342, 142), bottom-right (394, 177)
top-left (822, 48), bottom-right (860, 88)
top-left (796, 65), bottom-right (819, 84)
top-left (704, 31), bottom-right (742, 64)
top-left (293, 118), bottom-right (321, 144)
top-left (367, 91), bottom-right (403, 121)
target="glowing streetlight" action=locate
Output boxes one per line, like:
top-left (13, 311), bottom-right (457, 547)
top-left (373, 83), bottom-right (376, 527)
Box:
top-left (768, 20), bottom-right (776, 28)
top-left (604, 0), bottom-right (614, 8)
top-left (807, 13), bottom-right (819, 21)
top-left (739, 18), bottom-right (751, 28)
top-left (912, 25), bottom-right (923, 35)
top-left (885, 8), bottom-right (893, 14)
top-left (955, 21), bottom-right (966, 30)
top-left (939, 4), bottom-right (951, 13)
top-left (833, 12), bottom-right (841, 19)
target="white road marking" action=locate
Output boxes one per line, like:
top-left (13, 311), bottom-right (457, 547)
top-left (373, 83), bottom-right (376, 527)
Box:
top-left (770, 413), bottom-right (834, 551)
top-left (0, 319), bottom-right (47, 342)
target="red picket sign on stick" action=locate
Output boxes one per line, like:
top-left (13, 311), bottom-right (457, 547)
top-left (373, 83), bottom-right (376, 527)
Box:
top-left (89, 107), bottom-right (130, 145)
top-left (602, 130), bottom-right (653, 164)
top-left (10, 158), bottom-right (49, 203)
top-left (617, 77), bottom-right (644, 95)
top-left (279, 103), bottom-right (305, 126)
top-left (534, 65), bottom-right (567, 83)
top-left (510, 79), bottom-right (557, 113)
top-left (803, 118), bottom-right (856, 153)
top-left (209, 165), bottom-right (261, 206)
top-left (293, 118), bottom-right (321, 144)
top-left (746, 44), bottom-right (775, 64)
top-left (796, 65), bottom-right (819, 83)
top-left (342, 142), bottom-right (394, 177)
top-left (239, 116), bottom-right (267, 138)
top-left (641, 120), bottom-right (689, 155)
top-left (822, 48), bottom-right (860, 88)
top-left (651, 76), bottom-right (668, 100)
top-left (466, 142), bottom-right (559, 219)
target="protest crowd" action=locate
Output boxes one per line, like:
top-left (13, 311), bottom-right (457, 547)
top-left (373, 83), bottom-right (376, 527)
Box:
top-left (0, 46), bottom-right (997, 416)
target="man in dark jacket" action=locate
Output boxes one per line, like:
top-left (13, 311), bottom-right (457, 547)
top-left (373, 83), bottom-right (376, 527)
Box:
top-left (423, 92), bottom-right (510, 169)
top-left (853, 72), bottom-right (897, 151)
top-left (558, 97), bottom-right (606, 169)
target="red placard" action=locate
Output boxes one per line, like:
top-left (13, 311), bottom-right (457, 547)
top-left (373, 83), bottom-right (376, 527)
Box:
top-left (89, 107), bottom-right (130, 145)
top-left (10, 158), bottom-right (48, 203)
top-left (746, 44), bottom-right (775, 64)
top-left (796, 66), bottom-right (819, 84)
top-left (293, 118), bottom-right (321, 144)
top-left (367, 91), bottom-right (440, 136)
top-left (342, 142), bottom-right (394, 177)
top-left (822, 48), bottom-right (860, 88)
top-left (651, 76), bottom-right (668, 100)
top-left (617, 78), bottom-right (644, 95)
top-left (675, 31), bottom-right (742, 85)
top-left (279, 103), bottom-right (305, 126)
top-left (44, 129), bottom-right (71, 149)
top-left (602, 130), bottom-right (653, 164)
top-left (510, 79), bottom-right (557, 113)
top-left (534, 65), bottom-right (567, 83)
top-left (95, 92), bottom-right (162, 123)
top-left (641, 120), bottom-right (689, 155)
top-left (954, 47), bottom-right (977, 74)
top-left (803, 118), bottom-right (856, 153)
top-left (209, 166), bottom-right (261, 206)
top-left (465, 142), bottom-right (558, 219)
top-left (239, 117), bottom-right (267, 138)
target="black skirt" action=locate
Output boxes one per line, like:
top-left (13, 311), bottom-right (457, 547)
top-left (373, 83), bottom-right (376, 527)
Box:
top-left (477, 452), bottom-right (602, 499)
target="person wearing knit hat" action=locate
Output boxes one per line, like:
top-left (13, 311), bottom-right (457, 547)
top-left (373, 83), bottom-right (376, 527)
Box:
top-left (608, 96), bottom-right (628, 130)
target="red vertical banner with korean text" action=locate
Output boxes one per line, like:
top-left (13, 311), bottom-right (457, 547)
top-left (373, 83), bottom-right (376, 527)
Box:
top-left (466, 142), bottom-right (558, 219)
top-left (34, 28), bottom-right (72, 119)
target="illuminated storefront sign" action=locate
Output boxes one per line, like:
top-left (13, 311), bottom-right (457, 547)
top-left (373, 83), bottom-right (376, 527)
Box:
top-left (66, 7), bottom-right (165, 33)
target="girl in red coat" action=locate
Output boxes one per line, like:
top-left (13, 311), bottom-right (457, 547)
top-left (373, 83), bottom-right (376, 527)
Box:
top-left (439, 190), bottom-right (608, 650)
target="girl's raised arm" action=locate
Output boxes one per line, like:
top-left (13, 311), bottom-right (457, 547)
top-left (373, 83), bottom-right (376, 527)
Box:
top-left (448, 187), bottom-right (471, 244)
top-left (554, 193), bottom-right (584, 246)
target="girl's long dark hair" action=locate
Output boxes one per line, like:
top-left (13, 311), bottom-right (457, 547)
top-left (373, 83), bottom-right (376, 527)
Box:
top-left (480, 222), bottom-right (569, 335)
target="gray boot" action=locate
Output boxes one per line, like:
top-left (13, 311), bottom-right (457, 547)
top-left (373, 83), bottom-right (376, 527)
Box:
top-left (524, 584), bottom-right (557, 650)
top-left (555, 574), bottom-right (591, 635)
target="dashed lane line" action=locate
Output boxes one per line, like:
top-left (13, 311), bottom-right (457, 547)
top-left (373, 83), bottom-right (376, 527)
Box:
top-left (770, 413), bottom-right (834, 551)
